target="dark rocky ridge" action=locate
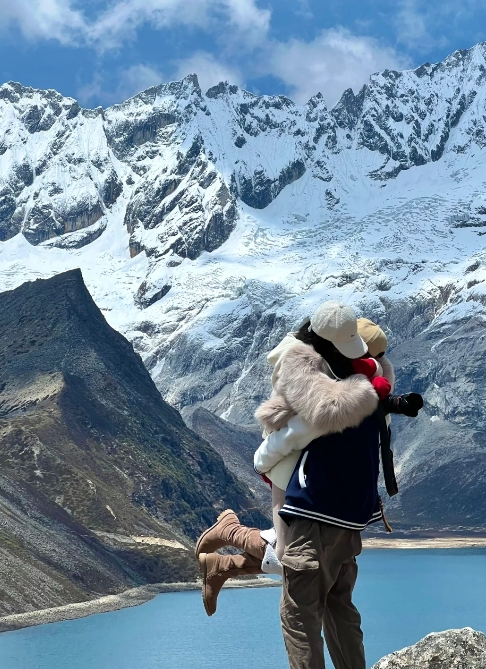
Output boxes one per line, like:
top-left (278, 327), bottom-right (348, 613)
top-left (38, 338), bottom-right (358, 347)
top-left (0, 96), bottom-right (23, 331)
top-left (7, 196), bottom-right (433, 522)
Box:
top-left (0, 270), bottom-right (267, 614)
top-left (191, 407), bottom-right (270, 509)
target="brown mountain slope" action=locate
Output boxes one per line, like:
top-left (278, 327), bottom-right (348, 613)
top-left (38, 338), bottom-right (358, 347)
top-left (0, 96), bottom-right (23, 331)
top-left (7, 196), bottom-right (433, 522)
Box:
top-left (191, 407), bottom-right (270, 510)
top-left (0, 269), bottom-right (267, 614)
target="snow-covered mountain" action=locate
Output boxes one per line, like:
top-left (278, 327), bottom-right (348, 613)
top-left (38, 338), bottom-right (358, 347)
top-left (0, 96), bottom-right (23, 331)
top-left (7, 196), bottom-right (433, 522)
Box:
top-left (2, 43), bottom-right (486, 529)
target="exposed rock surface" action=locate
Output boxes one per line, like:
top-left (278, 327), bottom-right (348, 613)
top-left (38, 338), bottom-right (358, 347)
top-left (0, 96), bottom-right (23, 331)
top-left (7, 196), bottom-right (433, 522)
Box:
top-left (0, 83), bottom-right (120, 246)
top-left (0, 270), bottom-right (266, 615)
top-left (191, 407), bottom-right (270, 509)
top-left (372, 628), bottom-right (486, 668)
top-left (377, 318), bottom-right (486, 528)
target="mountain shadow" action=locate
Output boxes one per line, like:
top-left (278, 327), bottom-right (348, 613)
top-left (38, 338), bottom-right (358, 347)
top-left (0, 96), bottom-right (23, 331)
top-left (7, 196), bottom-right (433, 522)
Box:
top-left (191, 407), bottom-right (270, 510)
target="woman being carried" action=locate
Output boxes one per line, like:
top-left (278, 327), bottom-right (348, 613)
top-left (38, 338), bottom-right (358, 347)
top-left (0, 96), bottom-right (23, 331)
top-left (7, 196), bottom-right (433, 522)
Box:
top-left (253, 310), bottom-right (395, 564)
top-left (196, 302), bottom-right (423, 616)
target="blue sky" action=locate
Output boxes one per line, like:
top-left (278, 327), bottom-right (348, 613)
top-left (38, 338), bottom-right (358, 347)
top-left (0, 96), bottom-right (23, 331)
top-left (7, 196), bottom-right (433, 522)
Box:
top-left (0, 0), bottom-right (485, 109)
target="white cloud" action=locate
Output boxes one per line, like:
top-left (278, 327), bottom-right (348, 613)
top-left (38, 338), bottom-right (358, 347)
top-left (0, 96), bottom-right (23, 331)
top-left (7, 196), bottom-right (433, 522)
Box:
top-left (394, 0), bottom-right (437, 51)
top-left (263, 28), bottom-right (410, 107)
top-left (172, 52), bottom-right (244, 92)
top-left (90, 0), bottom-right (270, 51)
top-left (0, 0), bottom-right (86, 45)
top-left (0, 0), bottom-right (270, 51)
top-left (221, 0), bottom-right (271, 47)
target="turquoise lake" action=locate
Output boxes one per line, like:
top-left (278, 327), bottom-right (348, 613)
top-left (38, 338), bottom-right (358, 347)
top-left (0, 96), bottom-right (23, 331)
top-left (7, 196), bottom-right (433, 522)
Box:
top-left (1, 549), bottom-right (486, 668)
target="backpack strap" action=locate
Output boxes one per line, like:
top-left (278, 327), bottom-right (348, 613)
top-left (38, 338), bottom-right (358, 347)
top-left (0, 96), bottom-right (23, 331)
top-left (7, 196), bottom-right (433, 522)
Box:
top-left (377, 403), bottom-right (398, 497)
top-left (379, 496), bottom-right (393, 533)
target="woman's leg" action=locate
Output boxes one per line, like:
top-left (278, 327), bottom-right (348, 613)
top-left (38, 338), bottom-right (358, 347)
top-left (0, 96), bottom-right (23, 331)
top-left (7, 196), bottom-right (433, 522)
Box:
top-left (196, 509), bottom-right (266, 560)
top-left (272, 485), bottom-right (288, 561)
top-left (199, 552), bottom-right (264, 616)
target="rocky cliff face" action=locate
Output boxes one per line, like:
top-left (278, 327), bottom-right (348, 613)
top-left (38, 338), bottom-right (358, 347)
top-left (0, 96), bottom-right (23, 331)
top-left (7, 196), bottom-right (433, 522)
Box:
top-left (0, 270), bottom-right (267, 615)
top-left (191, 407), bottom-right (270, 509)
top-left (3, 43), bottom-right (486, 530)
top-left (372, 628), bottom-right (486, 668)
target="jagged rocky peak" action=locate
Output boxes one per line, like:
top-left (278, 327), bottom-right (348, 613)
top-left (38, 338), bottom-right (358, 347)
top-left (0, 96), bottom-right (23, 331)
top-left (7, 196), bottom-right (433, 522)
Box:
top-left (111, 73), bottom-right (202, 113)
top-left (354, 41), bottom-right (486, 175)
top-left (0, 81), bottom-right (120, 246)
top-left (332, 87), bottom-right (366, 131)
top-left (104, 73), bottom-right (203, 160)
top-left (372, 628), bottom-right (486, 668)
top-left (3, 41), bottom-right (485, 254)
top-left (0, 80), bottom-right (80, 118)
top-left (206, 80), bottom-right (239, 98)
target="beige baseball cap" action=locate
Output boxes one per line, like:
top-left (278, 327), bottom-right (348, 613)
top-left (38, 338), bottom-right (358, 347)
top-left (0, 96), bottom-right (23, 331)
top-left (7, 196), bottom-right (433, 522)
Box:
top-left (310, 301), bottom-right (367, 359)
top-left (357, 318), bottom-right (388, 357)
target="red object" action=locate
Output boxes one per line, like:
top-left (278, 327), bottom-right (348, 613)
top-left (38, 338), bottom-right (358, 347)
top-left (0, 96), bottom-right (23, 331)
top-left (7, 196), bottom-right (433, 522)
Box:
top-left (352, 357), bottom-right (378, 379)
top-left (260, 474), bottom-right (272, 487)
top-left (371, 376), bottom-right (392, 400)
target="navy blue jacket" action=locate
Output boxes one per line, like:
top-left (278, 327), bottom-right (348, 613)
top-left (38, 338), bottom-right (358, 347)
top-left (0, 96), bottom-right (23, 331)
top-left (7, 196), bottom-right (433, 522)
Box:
top-left (279, 411), bottom-right (382, 530)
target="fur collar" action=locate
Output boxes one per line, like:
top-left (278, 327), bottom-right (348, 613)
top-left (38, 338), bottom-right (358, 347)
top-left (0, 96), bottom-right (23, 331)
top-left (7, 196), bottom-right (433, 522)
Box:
top-left (256, 340), bottom-right (379, 434)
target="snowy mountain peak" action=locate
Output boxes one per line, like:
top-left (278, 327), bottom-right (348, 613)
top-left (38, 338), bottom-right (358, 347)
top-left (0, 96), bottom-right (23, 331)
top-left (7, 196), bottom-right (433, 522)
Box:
top-left (2, 40), bottom-right (486, 252)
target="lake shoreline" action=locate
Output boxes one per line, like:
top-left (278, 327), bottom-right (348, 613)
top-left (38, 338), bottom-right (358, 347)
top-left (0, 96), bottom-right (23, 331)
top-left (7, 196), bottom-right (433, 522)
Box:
top-left (2, 537), bottom-right (485, 634)
top-left (362, 537), bottom-right (486, 549)
top-left (0, 578), bottom-right (280, 634)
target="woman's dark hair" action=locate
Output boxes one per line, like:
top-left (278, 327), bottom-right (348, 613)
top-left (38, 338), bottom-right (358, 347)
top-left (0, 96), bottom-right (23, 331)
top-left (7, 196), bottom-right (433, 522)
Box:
top-left (294, 319), bottom-right (355, 379)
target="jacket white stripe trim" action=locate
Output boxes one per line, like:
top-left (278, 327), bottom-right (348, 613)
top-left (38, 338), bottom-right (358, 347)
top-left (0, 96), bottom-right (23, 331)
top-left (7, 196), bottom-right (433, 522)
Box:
top-left (298, 451), bottom-right (309, 489)
top-left (282, 503), bottom-right (382, 526)
top-left (281, 504), bottom-right (382, 530)
top-left (281, 507), bottom-right (382, 530)
top-left (280, 511), bottom-right (381, 532)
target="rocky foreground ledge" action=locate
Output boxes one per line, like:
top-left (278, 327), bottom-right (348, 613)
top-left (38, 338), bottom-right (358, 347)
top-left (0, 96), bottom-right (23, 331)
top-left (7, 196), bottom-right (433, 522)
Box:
top-left (372, 628), bottom-right (486, 668)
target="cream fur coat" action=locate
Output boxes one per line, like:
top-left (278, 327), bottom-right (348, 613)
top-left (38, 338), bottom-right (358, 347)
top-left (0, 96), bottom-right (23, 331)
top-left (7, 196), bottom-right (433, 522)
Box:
top-left (253, 334), bottom-right (395, 489)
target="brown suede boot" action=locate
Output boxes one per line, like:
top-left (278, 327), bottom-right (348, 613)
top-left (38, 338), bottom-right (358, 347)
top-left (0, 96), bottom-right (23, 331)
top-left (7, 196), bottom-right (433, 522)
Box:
top-left (199, 552), bottom-right (264, 616)
top-left (195, 509), bottom-right (266, 560)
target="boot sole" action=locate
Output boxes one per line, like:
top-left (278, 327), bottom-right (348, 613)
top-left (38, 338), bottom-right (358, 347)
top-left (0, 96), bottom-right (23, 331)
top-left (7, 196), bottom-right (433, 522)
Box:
top-left (195, 509), bottom-right (235, 558)
top-left (198, 553), bottom-right (212, 617)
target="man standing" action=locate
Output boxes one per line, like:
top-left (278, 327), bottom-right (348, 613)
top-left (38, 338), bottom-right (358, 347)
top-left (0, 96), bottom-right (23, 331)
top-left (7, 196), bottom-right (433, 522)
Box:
top-left (278, 308), bottom-right (423, 669)
top-left (279, 414), bottom-right (377, 669)
top-left (279, 411), bottom-right (422, 667)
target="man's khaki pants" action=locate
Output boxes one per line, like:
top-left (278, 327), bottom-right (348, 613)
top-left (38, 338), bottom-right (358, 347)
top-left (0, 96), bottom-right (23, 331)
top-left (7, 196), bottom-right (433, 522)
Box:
top-left (280, 518), bottom-right (365, 669)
